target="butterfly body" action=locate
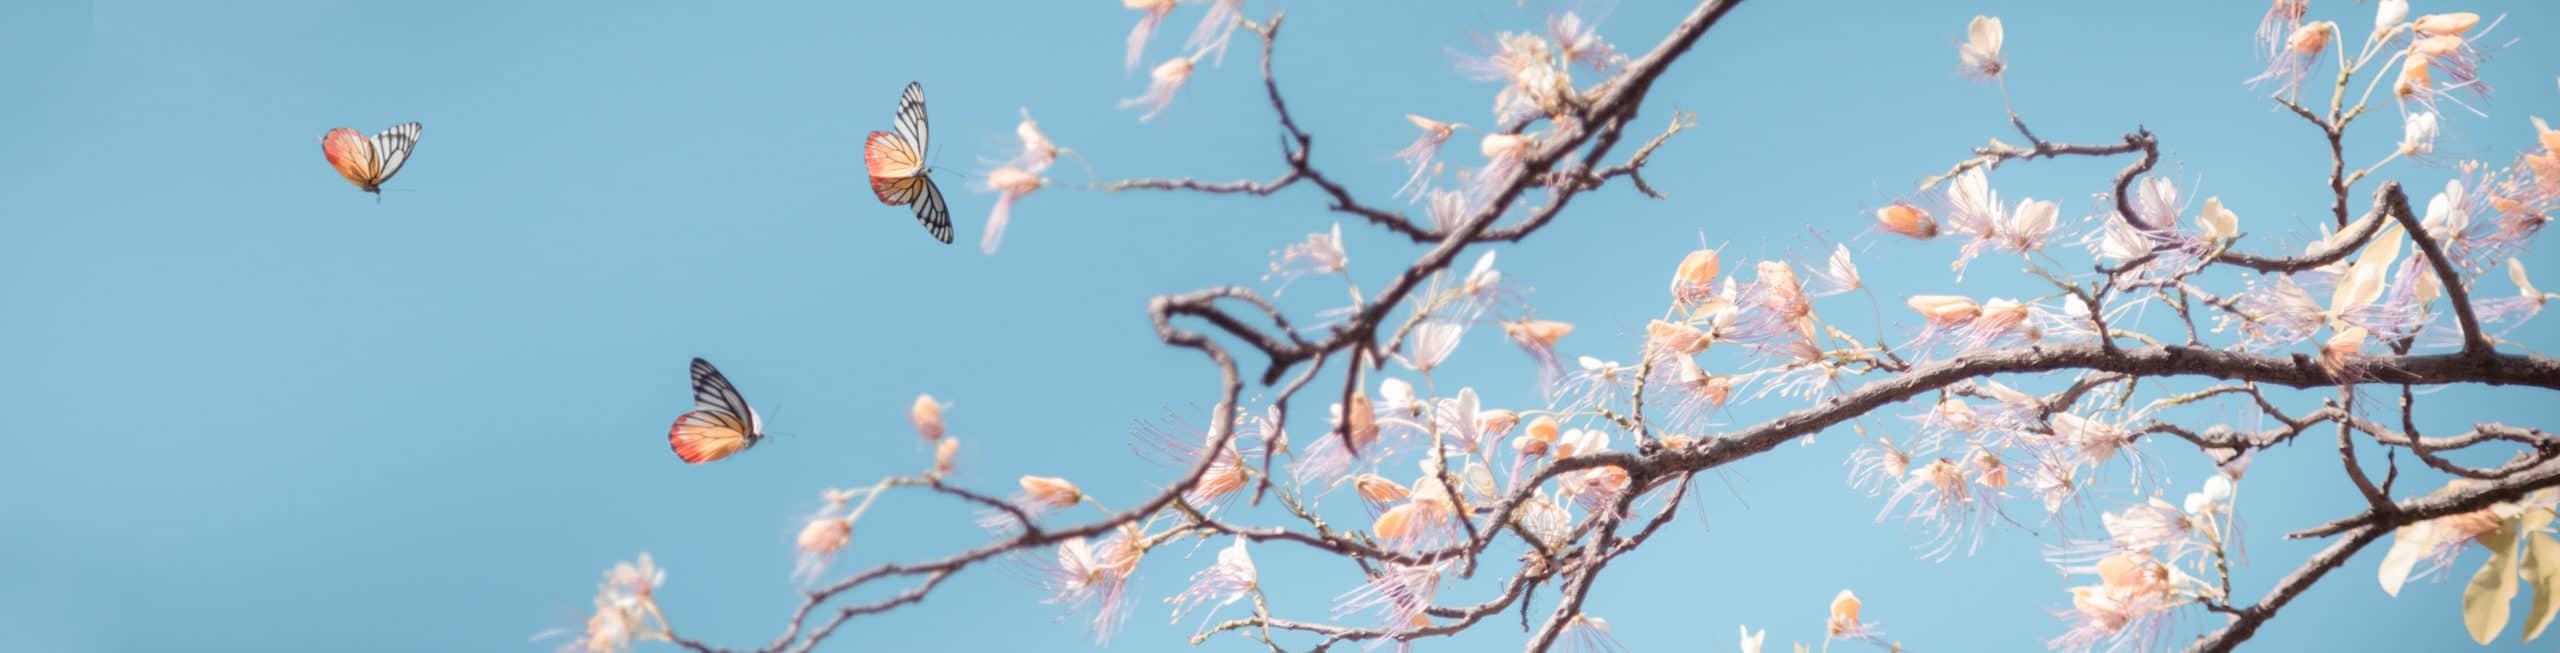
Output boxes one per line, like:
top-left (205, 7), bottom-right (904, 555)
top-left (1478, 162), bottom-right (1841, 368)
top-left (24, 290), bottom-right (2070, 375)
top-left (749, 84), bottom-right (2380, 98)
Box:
top-left (319, 122), bottom-right (422, 195)
top-left (863, 82), bottom-right (952, 244)
top-left (669, 357), bottom-right (766, 464)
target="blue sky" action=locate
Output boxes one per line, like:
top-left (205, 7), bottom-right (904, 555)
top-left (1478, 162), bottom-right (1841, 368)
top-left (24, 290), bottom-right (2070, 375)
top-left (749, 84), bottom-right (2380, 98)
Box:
top-left (5, 1), bottom-right (2557, 651)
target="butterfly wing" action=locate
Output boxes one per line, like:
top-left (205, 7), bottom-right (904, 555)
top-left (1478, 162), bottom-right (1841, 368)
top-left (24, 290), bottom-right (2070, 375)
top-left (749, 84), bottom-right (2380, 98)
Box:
top-left (893, 82), bottom-right (928, 159)
top-left (864, 131), bottom-right (924, 195)
top-left (320, 128), bottom-right (381, 190)
top-left (910, 175), bottom-right (952, 244)
top-left (369, 122), bottom-right (422, 187)
top-left (669, 357), bottom-right (762, 464)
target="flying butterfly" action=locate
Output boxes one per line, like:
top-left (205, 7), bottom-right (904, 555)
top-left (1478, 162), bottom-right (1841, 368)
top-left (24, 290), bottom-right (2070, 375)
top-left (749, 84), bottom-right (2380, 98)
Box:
top-left (669, 357), bottom-right (766, 464)
top-left (863, 82), bottom-right (953, 244)
top-left (319, 122), bottom-right (423, 196)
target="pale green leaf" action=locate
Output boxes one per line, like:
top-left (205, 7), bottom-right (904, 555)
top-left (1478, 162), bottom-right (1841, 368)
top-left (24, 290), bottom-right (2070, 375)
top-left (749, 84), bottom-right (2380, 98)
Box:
top-left (2381, 522), bottom-right (2434, 596)
top-left (2524, 533), bottom-right (2560, 640)
top-left (2464, 519), bottom-right (2525, 644)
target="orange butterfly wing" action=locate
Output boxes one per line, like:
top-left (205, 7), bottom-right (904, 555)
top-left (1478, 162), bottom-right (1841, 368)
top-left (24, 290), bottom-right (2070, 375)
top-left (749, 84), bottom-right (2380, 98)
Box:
top-left (669, 409), bottom-right (754, 464)
top-left (320, 128), bottom-right (381, 190)
top-left (864, 131), bottom-right (924, 204)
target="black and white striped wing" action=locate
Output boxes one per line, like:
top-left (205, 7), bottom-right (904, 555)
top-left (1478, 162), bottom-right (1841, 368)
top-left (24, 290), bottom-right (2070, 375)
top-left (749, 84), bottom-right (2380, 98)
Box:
top-left (371, 122), bottom-right (423, 185)
top-left (687, 357), bottom-right (755, 429)
top-left (893, 82), bottom-right (928, 159)
top-left (910, 176), bottom-right (952, 244)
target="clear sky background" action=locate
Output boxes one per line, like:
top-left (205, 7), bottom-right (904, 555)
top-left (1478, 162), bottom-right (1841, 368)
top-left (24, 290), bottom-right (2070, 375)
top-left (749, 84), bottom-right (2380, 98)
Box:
top-left (6, 1), bottom-right (2558, 651)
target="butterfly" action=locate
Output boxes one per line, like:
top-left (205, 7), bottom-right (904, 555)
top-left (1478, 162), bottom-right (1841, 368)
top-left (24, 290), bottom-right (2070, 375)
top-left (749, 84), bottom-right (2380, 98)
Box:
top-left (863, 82), bottom-right (953, 244)
top-left (319, 122), bottom-right (423, 196)
top-left (668, 357), bottom-right (766, 464)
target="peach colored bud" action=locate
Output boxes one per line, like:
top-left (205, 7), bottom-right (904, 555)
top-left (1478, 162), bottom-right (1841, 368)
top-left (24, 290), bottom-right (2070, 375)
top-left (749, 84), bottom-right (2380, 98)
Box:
top-left (798, 517), bottom-right (852, 555)
top-left (1477, 409), bottom-right (1521, 438)
top-left (2533, 116), bottom-right (2560, 155)
top-left (934, 437), bottom-right (960, 476)
top-left (1698, 375), bottom-right (1734, 407)
top-left (1504, 319), bottom-right (1574, 348)
top-left (1974, 451), bottom-right (2009, 489)
top-left (910, 394), bottom-right (946, 441)
top-left (1515, 416), bottom-right (1559, 456)
top-left (2325, 326), bottom-right (2368, 355)
top-left (2412, 12), bottom-right (2479, 36)
top-left (2095, 553), bottom-right (2144, 588)
top-left (1671, 249), bottom-right (1722, 295)
top-left (2396, 54), bottom-right (2433, 98)
top-left (1151, 56), bottom-right (1195, 84)
top-left (1019, 475), bottom-right (1083, 508)
top-left (1875, 202), bottom-right (1939, 239)
top-left (988, 166), bottom-right (1043, 194)
top-left (1660, 433), bottom-right (1696, 450)
top-left (1828, 589), bottom-right (1863, 635)
top-left (2409, 35), bottom-right (2465, 58)
top-left (2321, 326), bottom-right (2368, 378)
top-left (1646, 319), bottom-right (1713, 355)
top-left (1878, 438), bottom-right (1910, 479)
top-left (1407, 114), bottom-right (1457, 139)
top-left (1978, 297), bottom-right (2028, 333)
top-left (2283, 21), bottom-right (2332, 54)
top-left (1920, 458), bottom-right (1965, 491)
top-left (1353, 473), bottom-right (1411, 504)
top-left (1345, 392), bottom-right (1380, 449)
top-left (1935, 399), bottom-right (1981, 432)
top-left (1526, 415), bottom-right (1559, 442)
top-left (1907, 294), bottom-right (1982, 324)
top-left (1371, 498), bottom-right (1448, 541)
top-left (1481, 133), bottom-right (1531, 159)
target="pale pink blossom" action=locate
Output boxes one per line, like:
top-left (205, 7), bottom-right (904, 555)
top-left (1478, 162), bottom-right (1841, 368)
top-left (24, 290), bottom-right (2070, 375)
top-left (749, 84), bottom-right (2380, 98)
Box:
top-left (1371, 473), bottom-right (1459, 551)
top-left (2256, 0), bottom-right (2308, 60)
top-left (1026, 528), bottom-right (1146, 645)
top-left (1549, 12), bottom-right (1620, 72)
top-left (1169, 536), bottom-right (1258, 631)
top-left (1396, 114), bottom-right (1464, 200)
top-left (2101, 498), bottom-right (2192, 553)
top-left (1399, 318), bottom-right (1465, 373)
top-left (1122, 0), bottom-right (1178, 74)
top-left (794, 516), bottom-right (853, 583)
top-left (2047, 552), bottom-right (2183, 652)
top-left (1994, 198), bottom-right (2061, 255)
top-left (1185, 0), bottom-right (1246, 67)
top-left (2224, 275), bottom-right (2327, 349)
top-left (1878, 457), bottom-right (2004, 559)
top-left (1558, 614), bottom-right (1627, 653)
top-left (1846, 435), bottom-right (1915, 496)
top-left (1334, 562), bottom-right (1444, 639)
top-left (1291, 392), bottom-right (1382, 486)
top-left (2247, 21), bottom-right (2333, 96)
top-left (1503, 319), bottom-right (1574, 389)
top-left (980, 165), bottom-right (1047, 255)
top-left (1461, 32), bottom-right (1572, 123)
top-left (1008, 108), bottom-right (1061, 172)
top-left (1958, 15), bottom-right (2005, 80)
top-left (1120, 55), bottom-right (1197, 122)
top-left (1266, 223), bottom-right (1349, 295)
top-left (1474, 132), bottom-right (1535, 206)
